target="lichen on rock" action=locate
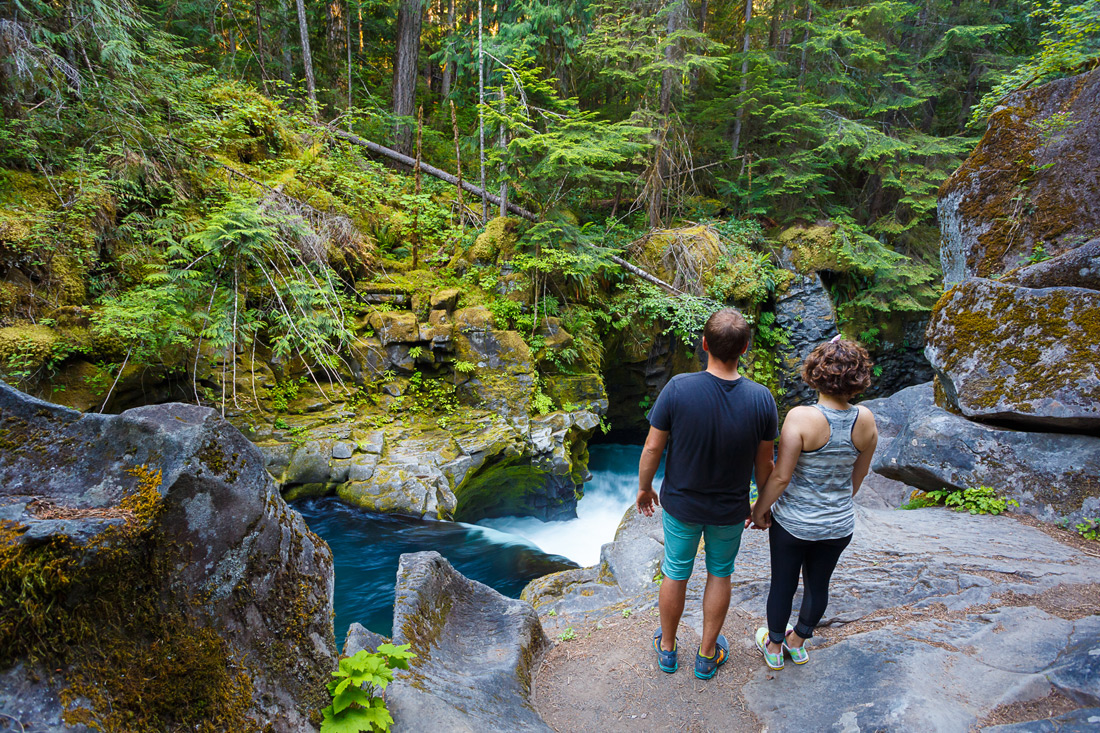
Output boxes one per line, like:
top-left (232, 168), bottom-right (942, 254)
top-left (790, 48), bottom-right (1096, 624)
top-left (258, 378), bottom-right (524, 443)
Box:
top-left (925, 278), bottom-right (1100, 431)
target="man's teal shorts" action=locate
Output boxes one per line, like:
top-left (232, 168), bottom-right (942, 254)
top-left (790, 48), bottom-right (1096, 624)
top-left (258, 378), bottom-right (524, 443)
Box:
top-left (661, 511), bottom-right (745, 580)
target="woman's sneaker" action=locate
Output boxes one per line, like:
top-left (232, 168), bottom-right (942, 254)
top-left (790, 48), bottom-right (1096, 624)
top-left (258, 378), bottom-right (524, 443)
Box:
top-left (653, 628), bottom-right (678, 673)
top-left (755, 627), bottom-right (784, 670)
top-left (783, 628), bottom-right (809, 664)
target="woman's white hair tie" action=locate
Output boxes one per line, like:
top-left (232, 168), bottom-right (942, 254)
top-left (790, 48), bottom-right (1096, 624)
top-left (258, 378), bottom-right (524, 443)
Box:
top-left (830, 334), bottom-right (842, 344)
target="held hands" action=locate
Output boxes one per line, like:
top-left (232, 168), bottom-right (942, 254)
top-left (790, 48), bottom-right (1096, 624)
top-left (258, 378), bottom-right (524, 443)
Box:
top-left (636, 486), bottom-right (660, 517)
top-left (749, 503), bottom-right (772, 530)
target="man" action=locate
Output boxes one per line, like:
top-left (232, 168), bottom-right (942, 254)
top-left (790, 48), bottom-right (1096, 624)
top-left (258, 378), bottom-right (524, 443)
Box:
top-left (637, 307), bottom-right (777, 680)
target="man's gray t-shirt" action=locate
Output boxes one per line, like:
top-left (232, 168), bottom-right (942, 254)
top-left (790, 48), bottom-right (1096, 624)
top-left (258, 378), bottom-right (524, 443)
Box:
top-left (647, 371), bottom-right (778, 525)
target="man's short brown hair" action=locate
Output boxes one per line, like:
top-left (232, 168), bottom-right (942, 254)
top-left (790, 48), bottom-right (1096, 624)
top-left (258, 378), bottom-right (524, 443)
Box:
top-left (801, 339), bottom-right (873, 398)
top-left (703, 308), bottom-right (752, 364)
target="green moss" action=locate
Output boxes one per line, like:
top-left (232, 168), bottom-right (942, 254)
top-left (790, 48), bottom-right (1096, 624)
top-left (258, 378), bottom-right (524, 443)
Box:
top-left (777, 222), bottom-right (845, 274)
top-left (452, 454), bottom-right (555, 522)
top-left (0, 465), bottom-right (258, 731)
top-left (0, 324), bottom-right (59, 377)
top-left (930, 280), bottom-right (1100, 412)
top-left (469, 216), bottom-right (521, 263)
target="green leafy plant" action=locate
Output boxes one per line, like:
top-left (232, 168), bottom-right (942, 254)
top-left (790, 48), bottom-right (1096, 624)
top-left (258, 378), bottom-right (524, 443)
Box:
top-left (557, 627), bottom-right (576, 642)
top-left (1075, 518), bottom-right (1099, 541)
top-left (904, 485), bottom-right (1019, 515)
top-left (320, 643), bottom-right (415, 733)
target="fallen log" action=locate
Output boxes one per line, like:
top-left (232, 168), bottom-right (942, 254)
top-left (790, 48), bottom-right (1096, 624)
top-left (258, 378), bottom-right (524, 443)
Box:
top-left (312, 122), bottom-right (539, 223)
top-left (313, 122), bottom-right (682, 295)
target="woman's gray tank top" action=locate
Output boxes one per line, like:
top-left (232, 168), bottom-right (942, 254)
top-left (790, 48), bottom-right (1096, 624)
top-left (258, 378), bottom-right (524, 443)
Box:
top-left (771, 404), bottom-right (859, 541)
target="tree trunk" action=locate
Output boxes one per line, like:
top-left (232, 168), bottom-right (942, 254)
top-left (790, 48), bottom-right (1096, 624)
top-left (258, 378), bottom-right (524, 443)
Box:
top-left (768, 0), bottom-right (784, 56)
top-left (278, 0), bottom-right (294, 84)
top-left (478, 0), bottom-right (487, 220)
top-left (450, 100), bottom-right (466, 229)
top-left (295, 0), bottom-right (318, 110)
top-left (797, 2), bottom-right (811, 89)
top-left (499, 86), bottom-right (508, 218)
top-left (254, 0), bottom-right (270, 91)
top-left (441, 0), bottom-right (455, 99)
top-left (392, 0), bottom-right (423, 154)
top-left (346, 0), bottom-right (353, 119)
top-left (730, 0), bottom-right (753, 158)
top-left (659, 0), bottom-right (686, 116)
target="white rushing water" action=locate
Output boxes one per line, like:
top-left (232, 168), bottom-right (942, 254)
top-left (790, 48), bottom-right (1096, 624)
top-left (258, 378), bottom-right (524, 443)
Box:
top-left (478, 444), bottom-right (662, 567)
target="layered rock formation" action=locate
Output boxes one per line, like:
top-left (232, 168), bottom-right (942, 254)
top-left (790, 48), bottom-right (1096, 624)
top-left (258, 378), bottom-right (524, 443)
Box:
top-left (871, 383), bottom-right (1100, 525)
top-left (253, 297), bottom-right (606, 522)
top-left (0, 383), bottom-right (336, 731)
top-left (939, 66), bottom-right (1100, 285)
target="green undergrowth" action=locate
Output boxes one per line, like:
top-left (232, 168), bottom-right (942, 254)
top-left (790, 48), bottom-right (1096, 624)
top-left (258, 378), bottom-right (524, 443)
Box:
top-left (901, 485), bottom-right (1020, 515)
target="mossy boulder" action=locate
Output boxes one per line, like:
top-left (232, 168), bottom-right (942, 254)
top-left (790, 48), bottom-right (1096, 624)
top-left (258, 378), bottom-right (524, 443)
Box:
top-left (430, 288), bottom-right (462, 312)
top-left (0, 323), bottom-right (59, 379)
top-left (0, 383), bottom-right (336, 731)
top-left (1002, 237), bottom-right (1100, 291)
top-left (453, 305), bottom-right (495, 331)
top-left (777, 221), bottom-right (845, 275)
top-left (925, 278), bottom-right (1100, 431)
top-left (938, 67), bottom-right (1100, 284)
top-left (468, 216), bottom-right (521, 264)
top-left (454, 329), bottom-right (536, 418)
top-left (367, 310), bottom-right (421, 345)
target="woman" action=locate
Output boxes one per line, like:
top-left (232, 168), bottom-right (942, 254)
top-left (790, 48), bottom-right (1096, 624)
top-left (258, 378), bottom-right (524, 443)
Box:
top-left (750, 336), bottom-right (878, 670)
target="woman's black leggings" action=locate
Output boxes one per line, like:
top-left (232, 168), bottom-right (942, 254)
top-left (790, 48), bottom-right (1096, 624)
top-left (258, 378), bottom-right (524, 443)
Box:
top-left (766, 519), bottom-right (852, 645)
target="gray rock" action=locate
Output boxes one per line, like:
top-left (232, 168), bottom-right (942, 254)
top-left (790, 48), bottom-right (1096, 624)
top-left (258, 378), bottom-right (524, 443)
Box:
top-left (531, 449), bottom-right (1100, 731)
top-left (926, 278), bottom-right (1100, 431)
top-left (939, 67), bottom-right (1100, 284)
top-left (1044, 616), bottom-right (1100, 706)
top-left (0, 382), bottom-right (336, 731)
top-left (1003, 238), bottom-right (1100, 291)
top-left (856, 383), bottom-right (932, 508)
top-left (743, 607), bottom-right (1079, 732)
top-left (331, 441), bottom-right (354, 460)
top-left (872, 381), bottom-right (1100, 525)
top-left (343, 622), bottom-right (388, 657)
top-left (388, 551), bottom-right (551, 732)
top-left (774, 269), bottom-right (838, 407)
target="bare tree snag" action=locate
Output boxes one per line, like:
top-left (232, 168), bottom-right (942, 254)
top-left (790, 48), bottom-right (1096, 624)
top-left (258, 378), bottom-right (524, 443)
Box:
top-left (294, 0), bottom-right (318, 111)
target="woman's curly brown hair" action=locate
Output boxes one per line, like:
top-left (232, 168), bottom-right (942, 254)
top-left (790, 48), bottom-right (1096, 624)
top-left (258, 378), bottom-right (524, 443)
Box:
top-left (800, 339), bottom-right (873, 399)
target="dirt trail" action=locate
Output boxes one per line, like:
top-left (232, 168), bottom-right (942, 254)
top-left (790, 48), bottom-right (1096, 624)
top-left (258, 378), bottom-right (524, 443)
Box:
top-left (535, 606), bottom-right (769, 732)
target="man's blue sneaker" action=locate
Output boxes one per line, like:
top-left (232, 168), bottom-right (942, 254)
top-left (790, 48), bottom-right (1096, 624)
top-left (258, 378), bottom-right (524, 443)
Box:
top-left (694, 634), bottom-right (729, 680)
top-left (653, 628), bottom-right (678, 673)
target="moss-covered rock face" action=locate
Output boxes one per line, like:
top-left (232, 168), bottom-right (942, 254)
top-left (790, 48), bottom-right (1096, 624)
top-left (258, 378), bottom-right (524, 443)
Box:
top-left (926, 278), bottom-right (1100, 432)
top-left (938, 67), bottom-right (1100, 284)
top-left (0, 382), bottom-right (336, 732)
